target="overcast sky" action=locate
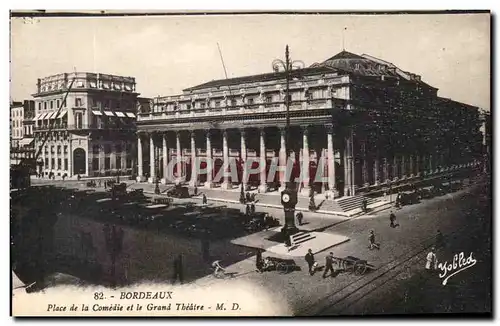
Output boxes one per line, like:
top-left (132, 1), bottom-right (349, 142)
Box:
top-left (10, 13), bottom-right (490, 110)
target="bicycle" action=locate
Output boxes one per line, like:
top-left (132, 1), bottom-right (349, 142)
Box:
top-left (212, 260), bottom-right (234, 279)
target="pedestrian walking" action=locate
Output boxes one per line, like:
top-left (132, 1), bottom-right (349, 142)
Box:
top-left (305, 249), bottom-right (317, 275)
top-left (361, 198), bottom-right (368, 212)
top-left (425, 247), bottom-right (438, 273)
top-left (389, 211), bottom-right (399, 228)
top-left (202, 194), bottom-right (207, 205)
top-left (245, 204), bottom-right (251, 216)
top-left (256, 250), bottom-right (264, 273)
top-left (296, 212), bottom-right (304, 226)
top-left (172, 254), bottom-right (184, 284)
top-left (194, 185), bottom-right (198, 196)
top-left (322, 252), bottom-right (336, 278)
top-left (368, 230), bottom-right (380, 250)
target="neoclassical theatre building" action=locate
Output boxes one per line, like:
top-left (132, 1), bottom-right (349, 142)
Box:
top-left (33, 72), bottom-right (142, 178)
top-left (136, 50), bottom-right (484, 197)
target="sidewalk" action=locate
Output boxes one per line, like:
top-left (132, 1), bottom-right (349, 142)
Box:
top-left (191, 177), bottom-right (488, 314)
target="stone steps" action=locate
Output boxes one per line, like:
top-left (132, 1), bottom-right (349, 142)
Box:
top-left (290, 231), bottom-right (316, 247)
top-left (336, 196), bottom-right (379, 212)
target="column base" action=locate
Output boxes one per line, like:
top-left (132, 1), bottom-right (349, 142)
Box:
top-left (258, 184), bottom-right (267, 193)
top-left (221, 182), bottom-right (232, 190)
top-left (136, 176), bottom-right (146, 182)
top-left (204, 181), bottom-right (213, 189)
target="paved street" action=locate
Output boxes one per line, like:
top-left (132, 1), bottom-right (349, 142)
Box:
top-left (22, 173), bottom-right (491, 315)
top-left (192, 175), bottom-right (490, 315)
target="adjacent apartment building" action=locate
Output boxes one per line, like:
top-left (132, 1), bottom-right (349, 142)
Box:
top-left (32, 72), bottom-right (139, 178)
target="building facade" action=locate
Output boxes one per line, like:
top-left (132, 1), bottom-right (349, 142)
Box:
top-left (10, 100), bottom-right (35, 165)
top-left (136, 50), bottom-right (484, 197)
top-left (32, 72), bottom-right (139, 178)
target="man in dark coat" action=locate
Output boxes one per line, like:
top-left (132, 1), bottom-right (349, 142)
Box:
top-left (305, 249), bottom-right (316, 275)
top-left (173, 254), bottom-right (183, 284)
top-left (296, 212), bottom-right (304, 226)
top-left (322, 252), bottom-right (335, 278)
top-left (389, 211), bottom-right (399, 228)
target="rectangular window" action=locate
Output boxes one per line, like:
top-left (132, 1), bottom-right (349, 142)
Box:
top-left (75, 98), bottom-right (82, 107)
top-left (38, 103), bottom-right (41, 111)
top-left (64, 158), bottom-right (68, 170)
top-left (186, 104), bottom-right (191, 110)
top-left (57, 158), bottom-right (61, 170)
top-left (57, 145), bottom-right (61, 154)
top-left (104, 157), bottom-right (110, 169)
top-left (51, 146), bottom-right (54, 154)
top-left (92, 158), bottom-right (99, 171)
top-left (50, 101), bottom-right (54, 109)
top-left (104, 144), bottom-right (111, 154)
top-left (44, 102), bottom-right (47, 110)
top-left (116, 156), bottom-right (121, 169)
top-left (51, 158), bottom-right (55, 169)
top-left (265, 95), bottom-right (273, 103)
top-left (126, 157), bottom-right (132, 169)
top-left (247, 98), bottom-right (254, 105)
top-left (200, 102), bottom-right (206, 109)
top-left (214, 100), bottom-right (220, 108)
top-left (45, 158), bottom-right (48, 168)
top-left (231, 99), bottom-right (237, 107)
top-left (93, 145), bottom-right (100, 154)
top-left (56, 100), bottom-right (60, 108)
top-left (64, 145), bottom-right (68, 154)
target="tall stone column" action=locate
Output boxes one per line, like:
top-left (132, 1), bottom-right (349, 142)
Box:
top-left (343, 130), bottom-right (354, 196)
top-left (327, 126), bottom-right (337, 197)
top-left (241, 129), bottom-right (247, 189)
top-left (401, 155), bottom-right (406, 179)
top-left (221, 129), bottom-right (232, 190)
top-left (137, 135), bottom-right (143, 181)
top-left (415, 154), bottom-right (420, 176)
top-left (189, 131), bottom-right (197, 187)
top-left (409, 155), bottom-right (414, 177)
top-left (176, 131), bottom-right (182, 183)
top-left (205, 130), bottom-right (213, 188)
top-left (361, 139), bottom-right (369, 186)
top-left (392, 155), bottom-right (398, 181)
top-left (259, 128), bottom-right (267, 193)
top-left (373, 154), bottom-right (380, 185)
top-left (279, 127), bottom-right (287, 191)
top-left (383, 157), bottom-right (389, 182)
top-left (301, 126), bottom-right (310, 195)
top-left (162, 133), bottom-right (168, 184)
top-left (149, 134), bottom-right (155, 183)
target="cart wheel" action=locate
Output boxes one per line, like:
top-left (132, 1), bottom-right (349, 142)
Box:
top-left (354, 262), bottom-right (367, 275)
top-left (346, 263), bottom-right (355, 274)
top-left (277, 262), bottom-right (288, 274)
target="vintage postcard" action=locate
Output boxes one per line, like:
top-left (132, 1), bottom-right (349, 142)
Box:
top-left (9, 10), bottom-right (491, 317)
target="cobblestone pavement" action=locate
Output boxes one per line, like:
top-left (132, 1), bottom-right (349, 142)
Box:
top-left (192, 176), bottom-right (490, 315)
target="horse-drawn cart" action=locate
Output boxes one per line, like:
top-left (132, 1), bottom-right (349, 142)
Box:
top-left (263, 256), bottom-right (297, 274)
top-left (334, 255), bottom-right (376, 275)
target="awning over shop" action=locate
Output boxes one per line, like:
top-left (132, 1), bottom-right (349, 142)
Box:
top-left (39, 112), bottom-right (50, 120)
top-left (92, 110), bottom-right (103, 116)
top-left (104, 111), bottom-right (115, 117)
top-left (115, 111), bottom-right (126, 117)
top-left (48, 111), bottom-right (59, 119)
top-left (125, 112), bottom-right (136, 118)
top-left (19, 138), bottom-right (34, 146)
top-left (57, 110), bottom-right (68, 119)
top-left (32, 113), bottom-right (42, 121)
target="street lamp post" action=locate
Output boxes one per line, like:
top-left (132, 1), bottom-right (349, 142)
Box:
top-left (272, 45), bottom-right (304, 242)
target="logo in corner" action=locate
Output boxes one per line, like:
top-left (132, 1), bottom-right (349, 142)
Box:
top-left (437, 252), bottom-right (477, 286)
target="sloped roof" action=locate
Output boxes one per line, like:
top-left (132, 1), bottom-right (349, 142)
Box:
top-left (183, 66), bottom-right (337, 92)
